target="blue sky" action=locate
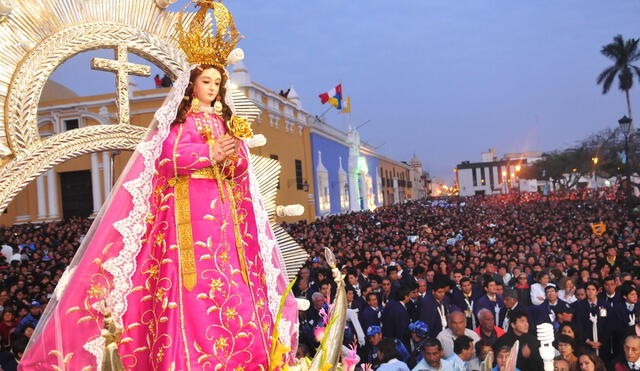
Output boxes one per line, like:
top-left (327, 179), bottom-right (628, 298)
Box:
top-left (51, 0), bottom-right (640, 182)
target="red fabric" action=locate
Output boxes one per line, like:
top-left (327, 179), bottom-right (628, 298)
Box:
top-left (474, 325), bottom-right (505, 338)
top-left (613, 361), bottom-right (631, 371)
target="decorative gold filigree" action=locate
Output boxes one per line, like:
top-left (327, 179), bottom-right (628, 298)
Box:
top-left (176, 0), bottom-right (241, 67)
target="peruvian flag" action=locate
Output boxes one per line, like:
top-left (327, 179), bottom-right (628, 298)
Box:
top-left (318, 84), bottom-right (343, 109)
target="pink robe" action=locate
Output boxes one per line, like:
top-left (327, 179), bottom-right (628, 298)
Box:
top-left (118, 112), bottom-right (275, 370)
top-left (19, 111), bottom-right (290, 371)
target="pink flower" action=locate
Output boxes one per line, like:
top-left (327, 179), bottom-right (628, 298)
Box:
top-left (314, 326), bottom-right (326, 342)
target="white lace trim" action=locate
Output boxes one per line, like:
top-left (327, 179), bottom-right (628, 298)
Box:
top-left (245, 148), bottom-right (292, 348)
top-left (83, 336), bottom-right (104, 366)
top-left (84, 64), bottom-right (192, 368)
top-left (53, 266), bottom-right (76, 299)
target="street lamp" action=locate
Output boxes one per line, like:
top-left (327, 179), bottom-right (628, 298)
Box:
top-left (514, 165), bottom-right (521, 193)
top-left (618, 115), bottom-right (633, 203)
top-left (592, 157), bottom-right (599, 188)
top-left (619, 115), bottom-right (632, 136)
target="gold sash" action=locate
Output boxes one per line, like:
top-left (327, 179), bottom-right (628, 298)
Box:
top-left (171, 166), bottom-right (249, 291)
top-left (172, 176), bottom-right (197, 291)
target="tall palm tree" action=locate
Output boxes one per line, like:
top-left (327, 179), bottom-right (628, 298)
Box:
top-left (597, 34), bottom-right (640, 120)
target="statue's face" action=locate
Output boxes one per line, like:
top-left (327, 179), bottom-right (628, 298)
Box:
top-left (193, 68), bottom-right (221, 107)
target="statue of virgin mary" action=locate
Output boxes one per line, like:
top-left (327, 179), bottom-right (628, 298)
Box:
top-left (20, 2), bottom-right (300, 370)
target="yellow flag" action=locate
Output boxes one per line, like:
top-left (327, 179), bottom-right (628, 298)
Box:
top-left (341, 96), bottom-right (351, 114)
top-left (590, 222), bottom-right (606, 236)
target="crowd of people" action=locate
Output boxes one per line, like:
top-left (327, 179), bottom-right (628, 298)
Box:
top-left (0, 188), bottom-right (638, 370)
top-left (287, 189), bottom-right (640, 370)
top-left (0, 216), bottom-right (91, 370)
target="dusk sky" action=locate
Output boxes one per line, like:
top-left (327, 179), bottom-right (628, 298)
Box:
top-left (51, 0), bottom-right (640, 183)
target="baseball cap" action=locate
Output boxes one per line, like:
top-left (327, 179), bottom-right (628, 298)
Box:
top-left (366, 325), bottom-right (381, 337)
top-left (408, 321), bottom-right (429, 338)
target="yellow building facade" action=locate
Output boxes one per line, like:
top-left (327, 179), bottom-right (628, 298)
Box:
top-left (378, 156), bottom-right (413, 206)
top-left (0, 70), bottom-right (316, 225)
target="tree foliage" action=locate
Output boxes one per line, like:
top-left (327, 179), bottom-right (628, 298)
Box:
top-left (597, 35), bottom-right (640, 118)
top-left (519, 126), bottom-right (640, 193)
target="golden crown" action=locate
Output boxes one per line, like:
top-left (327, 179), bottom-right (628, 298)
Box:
top-left (176, 0), bottom-right (242, 67)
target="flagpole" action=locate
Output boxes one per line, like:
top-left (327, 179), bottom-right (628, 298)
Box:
top-left (318, 106), bottom-right (332, 119)
top-left (342, 108), bottom-right (347, 131)
top-left (312, 107), bottom-right (333, 126)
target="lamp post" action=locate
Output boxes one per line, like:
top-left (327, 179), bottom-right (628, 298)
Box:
top-left (592, 156), bottom-right (599, 189)
top-left (618, 115), bottom-right (633, 203)
top-left (515, 164), bottom-right (521, 193)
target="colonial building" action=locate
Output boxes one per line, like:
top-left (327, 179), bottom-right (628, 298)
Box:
top-left (408, 153), bottom-right (429, 199)
top-left (230, 61), bottom-right (316, 222)
top-left (456, 148), bottom-right (542, 197)
top-left (378, 157), bottom-right (412, 206)
top-left (1, 61), bottom-right (426, 225)
top-left (309, 122), bottom-right (384, 217)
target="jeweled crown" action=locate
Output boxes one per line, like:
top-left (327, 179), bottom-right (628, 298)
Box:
top-left (176, 0), bottom-right (241, 67)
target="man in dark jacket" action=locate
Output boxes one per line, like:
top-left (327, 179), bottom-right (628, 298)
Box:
top-left (473, 278), bottom-right (504, 326)
top-left (532, 285), bottom-right (571, 328)
top-left (420, 275), bottom-right (454, 339)
top-left (612, 285), bottom-right (640, 357)
top-left (452, 277), bottom-right (478, 330)
top-left (381, 286), bottom-right (412, 349)
top-left (493, 309), bottom-right (544, 371)
top-left (575, 281), bottom-right (613, 363)
top-left (611, 335), bottom-right (640, 371)
top-left (359, 292), bottom-right (383, 334)
top-left (16, 301), bottom-right (40, 333)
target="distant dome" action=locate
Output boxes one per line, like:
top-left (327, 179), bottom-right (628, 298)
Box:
top-left (39, 80), bottom-right (78, 104)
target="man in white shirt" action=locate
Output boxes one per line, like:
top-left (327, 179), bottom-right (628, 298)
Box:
top-left (436, 311), bottom-right (480, 358)
top-left (412, 338), bottom-right (454, 371)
